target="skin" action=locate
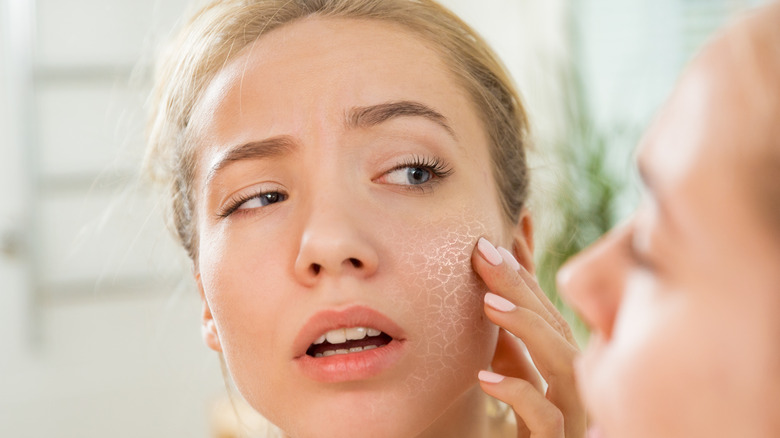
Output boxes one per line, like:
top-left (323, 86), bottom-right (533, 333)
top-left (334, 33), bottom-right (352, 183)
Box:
top-left (186, 16), bottom-right (582, 438)
top-left (558, 8), bottom-right (780, 438)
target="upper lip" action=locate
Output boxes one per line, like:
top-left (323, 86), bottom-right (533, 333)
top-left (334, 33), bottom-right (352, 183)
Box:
top-left (292, 305), bottom-right (406, 358)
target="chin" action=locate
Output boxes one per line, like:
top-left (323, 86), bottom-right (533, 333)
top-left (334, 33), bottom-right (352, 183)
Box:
top-left (270, 399), bottom-right (436, 438)
top-left (260, 370), bottom-right (487, 438)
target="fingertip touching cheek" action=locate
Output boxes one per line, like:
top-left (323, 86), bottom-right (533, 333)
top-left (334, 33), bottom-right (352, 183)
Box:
top-left (388, 209), bottom-right (505, 389)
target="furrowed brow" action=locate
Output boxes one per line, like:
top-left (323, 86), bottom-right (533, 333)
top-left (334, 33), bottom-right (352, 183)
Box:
top-left (347, 101), bottom-right (456, 139)
top-left (205, 136), bottom-right (296, 185)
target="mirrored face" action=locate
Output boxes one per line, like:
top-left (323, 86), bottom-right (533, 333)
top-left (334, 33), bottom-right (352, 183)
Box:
top-left (559, 41), bottom-right (780, 437)
top-left (188, 17), bottom-right (514, 438)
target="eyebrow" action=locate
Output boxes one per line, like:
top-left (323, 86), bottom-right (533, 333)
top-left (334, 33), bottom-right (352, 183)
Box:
top-left (205, 136), bottom-right (296, 185)
top-left (205, 101), bottom-right (454, 185)
top-left (347, 100), bottom-right (456, 139)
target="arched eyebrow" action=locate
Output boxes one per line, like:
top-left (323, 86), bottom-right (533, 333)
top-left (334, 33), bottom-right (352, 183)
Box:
top-left (205, 136), bottom-right (296, 185)
top-left (347, 100), bottom-right (456, 139)
top-left (205, 101), bottom-right (454, 186)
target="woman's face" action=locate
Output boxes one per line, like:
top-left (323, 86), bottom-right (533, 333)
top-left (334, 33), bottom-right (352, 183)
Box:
top-left (189, 18), bottom-right (517, 438)
top-left (559, 40), bottom-right (780, 437)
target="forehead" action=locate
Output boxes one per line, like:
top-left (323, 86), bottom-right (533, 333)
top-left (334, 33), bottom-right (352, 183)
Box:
top-left (636, 35), bottom-right (780, 270)
top-left (189, 17), bottom-right (476, 144)
top-left (637, 42), bottom-right (763, 196)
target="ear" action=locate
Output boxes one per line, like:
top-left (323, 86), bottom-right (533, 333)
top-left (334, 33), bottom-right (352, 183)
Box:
top-left (510, 208), bottom-right (535, 274)
top-left (195, 271), bottom-right (223, 352)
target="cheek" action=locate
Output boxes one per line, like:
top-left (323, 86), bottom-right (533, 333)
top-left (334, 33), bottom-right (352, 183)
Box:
top-left (581, 284), bottom-right (760, 438)
top-left (580, 306), bottom-right (680, 438)
top-left (387, 210), bottom-right (503, 387)
top-left (197, 229), bottom-right (285, 404)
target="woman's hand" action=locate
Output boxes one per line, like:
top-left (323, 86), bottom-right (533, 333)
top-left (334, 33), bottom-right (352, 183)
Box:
top-left (472, 237), bottom-right (586, 438)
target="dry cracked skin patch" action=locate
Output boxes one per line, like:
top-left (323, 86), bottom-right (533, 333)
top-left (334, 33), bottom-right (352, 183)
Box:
top-left (381, 207), bottom-right (507, 405)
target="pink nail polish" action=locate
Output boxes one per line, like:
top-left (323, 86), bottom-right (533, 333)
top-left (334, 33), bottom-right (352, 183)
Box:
top-left (477, 237), bottom-right (503, 266)
top-left (484, 292), bottom-right (516, 312)
top-left (497, 246), bottom-right (521, 271)
top-left (478, 370), bottom-right (505, 383)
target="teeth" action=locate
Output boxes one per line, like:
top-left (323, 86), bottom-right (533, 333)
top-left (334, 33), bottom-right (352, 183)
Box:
top-left (310, 327), bottom-right (387, 358)
top-left (314, 344), bottom-right (378, 358)
top-left (325, 329), bottom-right (347, 344)
top-left (318, 327), bottom-right (382, 346)
top-left (346, 327), bottom-right (367, 340)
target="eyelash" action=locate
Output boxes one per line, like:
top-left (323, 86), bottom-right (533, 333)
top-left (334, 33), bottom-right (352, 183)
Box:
top-left (217, 189), bottom-right (287, 219)
top-left (216, 155), bottom-right (453, 218)
top-left (386, 154), bottom-right (454, 192)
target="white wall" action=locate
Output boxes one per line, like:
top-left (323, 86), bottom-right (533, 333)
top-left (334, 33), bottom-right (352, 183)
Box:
top-left (0, 0), bottom-right (32, 370)
top-left (0, 1), bottom-right (225, 437)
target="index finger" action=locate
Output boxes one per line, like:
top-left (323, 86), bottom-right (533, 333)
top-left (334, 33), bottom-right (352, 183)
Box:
top-left (472, 237), bottom-right (570, 341)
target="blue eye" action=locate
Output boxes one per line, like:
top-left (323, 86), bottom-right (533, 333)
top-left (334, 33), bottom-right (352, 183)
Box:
top-left (379, 155), bottom-right (453, 189)
top-left (384, 167), bottom-right (433, 185)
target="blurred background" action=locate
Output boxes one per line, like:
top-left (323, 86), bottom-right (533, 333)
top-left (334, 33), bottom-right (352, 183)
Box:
top-left (0, 0), bottom-right (768, 436)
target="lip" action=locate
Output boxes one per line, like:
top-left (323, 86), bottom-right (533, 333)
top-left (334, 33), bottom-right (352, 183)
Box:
top-left (293, 305), bottom-right (407, 383)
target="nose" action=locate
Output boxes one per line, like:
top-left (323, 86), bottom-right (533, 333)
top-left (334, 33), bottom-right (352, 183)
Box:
top-left (293, 201), bottom-right (379, 286)
top-left (557, 223), bottom-right (631, 339)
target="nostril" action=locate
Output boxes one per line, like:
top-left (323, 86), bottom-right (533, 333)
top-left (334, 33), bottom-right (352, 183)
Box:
top-left (305, 259), bottom-right (366, 277)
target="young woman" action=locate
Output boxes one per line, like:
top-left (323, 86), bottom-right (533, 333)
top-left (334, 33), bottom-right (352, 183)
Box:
top-left (145, 0), bottom-right (583, 437)
top-left (558, 4), bottom-right (780, 438)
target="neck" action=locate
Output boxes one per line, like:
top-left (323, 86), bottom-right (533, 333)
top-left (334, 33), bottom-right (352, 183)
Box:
top-left (416, 385), bottom-right (494, 438)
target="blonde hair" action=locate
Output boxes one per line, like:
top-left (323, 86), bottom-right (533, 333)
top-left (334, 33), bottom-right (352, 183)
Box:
top-left (146, 0), bottom-right (530, 260)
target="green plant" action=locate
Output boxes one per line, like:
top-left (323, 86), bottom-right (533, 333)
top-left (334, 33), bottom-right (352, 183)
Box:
top-left (534, 57), bottom-right (636, 346)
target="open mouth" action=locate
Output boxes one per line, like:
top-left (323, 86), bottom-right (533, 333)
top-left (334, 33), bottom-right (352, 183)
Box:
top-left (306, 326), bottom-right (393, 358)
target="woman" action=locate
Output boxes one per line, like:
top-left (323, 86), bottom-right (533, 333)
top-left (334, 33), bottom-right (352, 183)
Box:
top-left (559, 4), bottom-right (780, 438)
top-left (145, 0), bottom-right (583, 437)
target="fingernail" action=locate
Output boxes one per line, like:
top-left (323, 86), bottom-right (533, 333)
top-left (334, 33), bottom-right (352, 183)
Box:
top-left (484, 292), bottom-right (516, 312)
top-left (477, 237), bottom-right (503, 266)
top-left (478, 370), bottom-right (505, 383)
top-left (497, 246), bottom-right (521, 271)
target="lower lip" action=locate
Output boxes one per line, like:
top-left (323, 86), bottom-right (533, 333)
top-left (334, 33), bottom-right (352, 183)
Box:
top-left (294, 339), bottom-right (406, 383)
